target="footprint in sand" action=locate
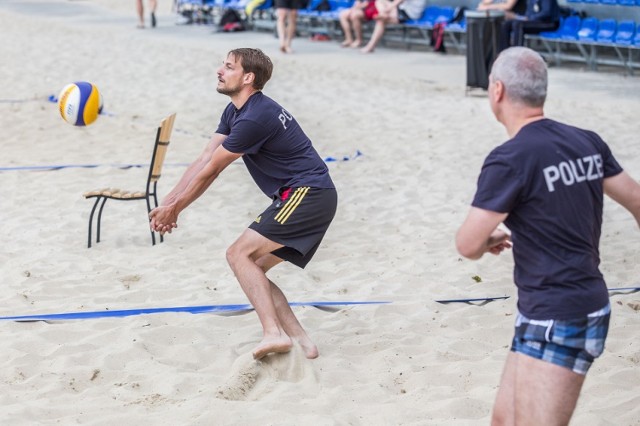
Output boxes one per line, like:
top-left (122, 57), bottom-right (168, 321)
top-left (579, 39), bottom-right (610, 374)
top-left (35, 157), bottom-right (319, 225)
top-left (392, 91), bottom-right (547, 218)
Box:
top-left (215, 344), bottom-right (319, 401)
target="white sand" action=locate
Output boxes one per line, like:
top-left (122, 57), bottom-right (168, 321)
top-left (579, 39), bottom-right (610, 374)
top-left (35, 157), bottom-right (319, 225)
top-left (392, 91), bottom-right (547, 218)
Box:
top-left (1, 1), bottom-right (639, 424)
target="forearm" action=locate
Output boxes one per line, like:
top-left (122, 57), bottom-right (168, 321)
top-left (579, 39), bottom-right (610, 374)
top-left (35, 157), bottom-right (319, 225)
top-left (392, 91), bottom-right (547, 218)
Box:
top-left (162, 134), bottom-right (227, 206)
top-left (170, 164), bottom-right (220, 215)
top-left (604, 171), bottom-right (640, 229)
top-left (161, 159), bottom-right (208, 206)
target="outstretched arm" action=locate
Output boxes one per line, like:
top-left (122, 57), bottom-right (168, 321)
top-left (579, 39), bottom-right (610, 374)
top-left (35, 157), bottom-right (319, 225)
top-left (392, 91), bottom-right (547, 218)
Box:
top-left (604, 171), bottom-right (640, 228)
top-left (456, 207), bottom-right (511, 260)
top-left (150, 138), bottom-right (242, 234)
top-left (160, 133), bottom-right (227, 206)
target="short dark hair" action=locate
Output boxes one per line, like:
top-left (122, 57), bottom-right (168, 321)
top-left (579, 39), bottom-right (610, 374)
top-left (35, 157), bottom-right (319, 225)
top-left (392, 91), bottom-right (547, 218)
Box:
top-left (228, 48), bottom-right (273, 90)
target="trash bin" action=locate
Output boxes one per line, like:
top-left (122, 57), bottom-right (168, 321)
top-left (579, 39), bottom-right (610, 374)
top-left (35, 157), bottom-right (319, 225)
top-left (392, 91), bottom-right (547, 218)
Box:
top-left (465, 10), bottom-right (505, 91)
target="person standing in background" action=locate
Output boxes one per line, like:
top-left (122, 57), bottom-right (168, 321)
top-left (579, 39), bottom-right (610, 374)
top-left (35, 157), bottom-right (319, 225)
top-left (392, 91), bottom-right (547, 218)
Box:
top-left (136, 0), bottom-right (158, 29)
top-left (275, 0), bottom-right (307, 53)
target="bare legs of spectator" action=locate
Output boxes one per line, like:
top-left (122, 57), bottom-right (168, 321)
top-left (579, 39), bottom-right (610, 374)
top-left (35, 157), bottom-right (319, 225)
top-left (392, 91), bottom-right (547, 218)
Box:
top-left (339, 7), bottom-right (366, 47)
top-left (277, 8), bottom-right (299, 53)
top-left (136, 0), bottom-right (157, 28)
top-left (361, 1), bottom-right (398, 53)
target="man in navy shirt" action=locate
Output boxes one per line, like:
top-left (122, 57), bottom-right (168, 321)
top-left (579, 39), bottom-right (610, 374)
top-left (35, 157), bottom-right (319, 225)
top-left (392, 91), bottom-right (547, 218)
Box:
top-left (456, 47), bottom-right (640, 425)
top-left (150, 48), bottom-right (337, 360)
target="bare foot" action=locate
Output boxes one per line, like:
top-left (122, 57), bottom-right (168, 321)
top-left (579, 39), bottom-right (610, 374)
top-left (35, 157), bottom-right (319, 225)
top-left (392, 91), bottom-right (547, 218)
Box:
top-left (349, 40), bottom-right (362, 48)
top-left (360, 46), bottom-right (374, 53)
top-left (253, 334), bottom-right (292, 360)
top-left (279, 45), bottom-right (287, 53)
top-left (295, 337), bottom-right (319, 359)
top-left (284, 45), bottom-right (293, 54)
top-left (341, 39), bottom-right (353, 47)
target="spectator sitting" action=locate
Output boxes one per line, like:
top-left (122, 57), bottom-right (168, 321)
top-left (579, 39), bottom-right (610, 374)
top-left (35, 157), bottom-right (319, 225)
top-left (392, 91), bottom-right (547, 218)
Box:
top-left (477, 0), bottom-right (527, 20)
top-left (339, 0), bottom-right (378, 48)
top-left (499, 0), bottom-right (560, 49)
top-left (360, 0), bottom-right (428, 53)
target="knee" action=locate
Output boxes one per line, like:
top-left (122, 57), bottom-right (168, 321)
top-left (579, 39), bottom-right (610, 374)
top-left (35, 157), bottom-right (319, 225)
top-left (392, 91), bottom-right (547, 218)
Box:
top-left (226, 243), bottom-right (244, 270)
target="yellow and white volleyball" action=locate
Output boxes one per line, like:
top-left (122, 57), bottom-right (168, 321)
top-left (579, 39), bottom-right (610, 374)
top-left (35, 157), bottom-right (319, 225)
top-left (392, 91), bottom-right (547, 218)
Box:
top-left (57, 82), bottom-right (103, 126)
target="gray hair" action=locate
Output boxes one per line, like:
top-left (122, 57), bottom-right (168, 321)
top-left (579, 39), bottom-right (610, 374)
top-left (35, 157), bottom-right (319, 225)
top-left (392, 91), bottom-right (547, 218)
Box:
top-left (490, 47), bottom-right (548, 108)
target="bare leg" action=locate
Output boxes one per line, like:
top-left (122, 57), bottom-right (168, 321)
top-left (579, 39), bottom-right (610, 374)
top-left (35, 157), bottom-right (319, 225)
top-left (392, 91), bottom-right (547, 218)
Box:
top-left (136, 0), bottom-right (145, 28)
top-left (351, 14), bottom-right (364, 47)
top-left (256, 254), bottom-right (319, 359)
top-left (492, 351), bottom-right (586, 426)
top-left (285, 10), bottom-right (298, 53)
top-left (149, 0), bottom-right (157, 27)
top-left (226, 229), bottom-right (292, 359)
top-left (276, 9), bottom-right (289, 53)
top-left (339, 10), bottom-right (354, 46)
top-left (492, 352), bottom-right (517, 426)
top-left (361, 19), bottom-right (387, 53)
top-left (515, 354), bottom-right (585, 425)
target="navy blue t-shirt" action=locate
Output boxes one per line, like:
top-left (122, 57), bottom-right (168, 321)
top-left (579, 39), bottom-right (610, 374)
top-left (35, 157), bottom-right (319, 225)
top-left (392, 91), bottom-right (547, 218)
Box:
top-left (216, 92), bottom-right (334, 198)
top-left (472, 119), bottom-right (622, 320)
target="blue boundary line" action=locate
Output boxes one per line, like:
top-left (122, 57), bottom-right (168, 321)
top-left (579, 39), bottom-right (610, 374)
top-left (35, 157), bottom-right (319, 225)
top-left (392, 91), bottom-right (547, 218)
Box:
top-left (0, 301), bottom-right (390, 322)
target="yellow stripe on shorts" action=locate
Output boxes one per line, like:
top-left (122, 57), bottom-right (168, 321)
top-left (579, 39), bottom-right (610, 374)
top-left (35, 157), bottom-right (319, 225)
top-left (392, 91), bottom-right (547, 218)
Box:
top-left (274, 187), bottom-right (309, 224)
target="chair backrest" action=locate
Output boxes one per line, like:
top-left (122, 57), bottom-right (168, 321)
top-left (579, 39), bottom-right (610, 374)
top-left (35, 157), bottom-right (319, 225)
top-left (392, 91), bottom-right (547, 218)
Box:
top-left (149, 113), bottom-right (176, 185)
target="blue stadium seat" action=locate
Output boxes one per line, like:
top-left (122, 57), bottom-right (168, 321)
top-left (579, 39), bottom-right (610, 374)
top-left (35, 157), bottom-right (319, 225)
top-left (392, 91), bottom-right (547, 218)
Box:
top-left (316, 0), bottom-right (353, 20)
top-left (617, 0), bottom-right (635, 5)
top-left (599, 0), bottom-right (617, 5)
top-left (298, 0), bottom-right (324, 18)
top-left (634, 24), bottom-right (640, 45)
top-left (543, 15), bottom-right (581, 40)
top-left (614, 20), bottom-right (636, 45)
top-left (577, 17), bottom-right (598, 41)
top-left (596, 19), bottom-right (616, 43)
top-left (405, 6), bottom-right (444, 28)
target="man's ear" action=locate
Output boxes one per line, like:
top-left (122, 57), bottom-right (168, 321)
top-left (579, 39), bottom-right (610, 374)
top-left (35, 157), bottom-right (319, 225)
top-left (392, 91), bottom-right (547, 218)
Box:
top-left (493, 80), bottom-right (505, 102)
top-left (243, 72), bottom-right (255, 86)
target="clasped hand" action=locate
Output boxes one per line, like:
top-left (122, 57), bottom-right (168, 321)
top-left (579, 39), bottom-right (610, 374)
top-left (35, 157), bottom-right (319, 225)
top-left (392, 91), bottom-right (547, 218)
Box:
top-left (149, 205), bottom-right (178, 235)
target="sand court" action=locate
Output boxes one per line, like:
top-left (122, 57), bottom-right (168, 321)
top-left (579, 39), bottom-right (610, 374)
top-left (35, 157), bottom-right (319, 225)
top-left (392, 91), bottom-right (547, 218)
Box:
top-left (1, 0), bottom-right (639, 424)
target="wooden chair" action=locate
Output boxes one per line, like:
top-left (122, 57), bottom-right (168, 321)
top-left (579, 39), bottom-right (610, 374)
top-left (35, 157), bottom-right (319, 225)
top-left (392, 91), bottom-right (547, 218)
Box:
top-left (84, 113), bottom-right (177, 248)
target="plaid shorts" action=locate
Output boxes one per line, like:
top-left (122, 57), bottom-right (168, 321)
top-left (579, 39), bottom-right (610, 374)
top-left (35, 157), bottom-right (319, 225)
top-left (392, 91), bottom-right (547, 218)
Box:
top-left (511, 304), bottom-right (610, 375)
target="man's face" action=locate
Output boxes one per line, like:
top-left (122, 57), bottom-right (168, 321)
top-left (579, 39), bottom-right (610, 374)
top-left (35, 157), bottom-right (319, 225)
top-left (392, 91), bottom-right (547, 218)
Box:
top-left (216, 54), bottom-right (245, 96)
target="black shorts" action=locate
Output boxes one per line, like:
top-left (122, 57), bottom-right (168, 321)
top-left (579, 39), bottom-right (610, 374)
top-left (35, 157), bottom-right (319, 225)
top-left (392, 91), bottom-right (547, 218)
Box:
top-left (249, 187), bottom-right (337, 268)
top-left (275, 0), bottom-right (308, 9)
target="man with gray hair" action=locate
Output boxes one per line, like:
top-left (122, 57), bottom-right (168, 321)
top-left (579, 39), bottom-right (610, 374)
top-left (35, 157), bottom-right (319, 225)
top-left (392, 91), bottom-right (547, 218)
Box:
top-left (456, 47), bottom-right (640, 425)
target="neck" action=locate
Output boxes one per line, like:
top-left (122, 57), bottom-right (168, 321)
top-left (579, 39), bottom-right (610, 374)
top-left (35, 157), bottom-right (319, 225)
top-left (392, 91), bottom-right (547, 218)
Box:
top-left (501, 107), bottom-right (545, 138)
top-left (230, 88), bottom-right (259, 110)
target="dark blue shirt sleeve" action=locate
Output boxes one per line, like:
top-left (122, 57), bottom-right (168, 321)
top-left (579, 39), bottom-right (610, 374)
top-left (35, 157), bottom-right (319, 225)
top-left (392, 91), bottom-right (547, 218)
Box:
top-left (221, 119), bottom-right (270, 155)
top-left (472, 151), bottom-right (524, 213)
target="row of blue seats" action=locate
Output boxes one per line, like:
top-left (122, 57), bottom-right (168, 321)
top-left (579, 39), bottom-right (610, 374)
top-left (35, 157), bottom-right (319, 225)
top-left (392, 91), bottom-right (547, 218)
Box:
top-left (538, 16), bottom-right (640, 45)
top-left (566, 0), bottom-right (640, 6)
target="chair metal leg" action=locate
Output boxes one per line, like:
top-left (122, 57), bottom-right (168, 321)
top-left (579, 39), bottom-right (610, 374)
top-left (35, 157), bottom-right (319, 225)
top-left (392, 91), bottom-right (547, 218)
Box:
top-left (96, 197), bottom-right (108, 244)
top-left (87, 197), bottom-right (102, 248)
top-left (145, 196), bottom-right (157, 246)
